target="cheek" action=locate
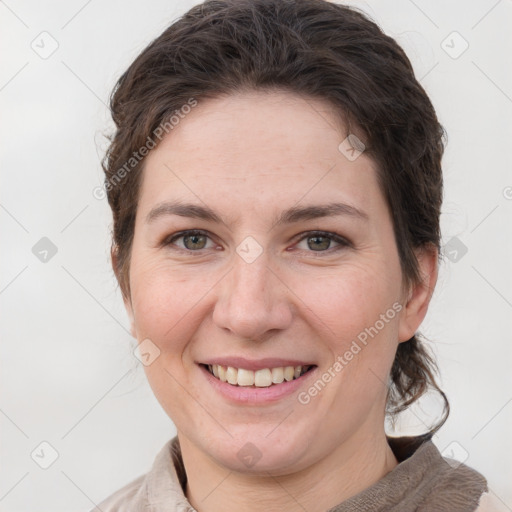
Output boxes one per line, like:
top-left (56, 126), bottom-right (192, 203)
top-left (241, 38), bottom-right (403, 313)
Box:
top-left (293, 258), bottom-right (402, 403)
top-left (128, 254), bottom-right (229, 387)
top-left (295, 259), bottom-right (401, 343)
top-left (129, 260), bottom-right (206, 418)
top-left (129, 256), bottom-right (199, 345)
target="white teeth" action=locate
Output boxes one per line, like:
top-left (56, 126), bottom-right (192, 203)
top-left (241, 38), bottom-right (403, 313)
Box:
top-left (284, 366), bottom-right (295, 381)
top-left (237, 368), bottom-right (254, 386)
top-left (254, 368), bottom-right (272, 387)
top-left (218, 365), bottom-right (227, 382)
top-left (271, 367), bottom-right (284, 384)
top-left (226, 366), bottom-right (238, 385)
top-left (207, 364), bottom-right (310, 387)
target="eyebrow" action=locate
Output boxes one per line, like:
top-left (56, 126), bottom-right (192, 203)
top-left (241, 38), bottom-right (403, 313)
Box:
top-left (145, 200), bottom-right (369, 227)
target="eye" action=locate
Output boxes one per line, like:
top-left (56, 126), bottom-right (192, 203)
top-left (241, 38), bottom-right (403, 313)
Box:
top-left (293, 231), bottom-right (351, 253)
top-left (164, 230), bottom-right (216, 251)
top-left (163, 229), bottom-right (351, 254)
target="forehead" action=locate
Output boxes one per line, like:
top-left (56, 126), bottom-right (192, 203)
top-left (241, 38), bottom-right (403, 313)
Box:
top-left (138, 90), bottom-right (384, 223)
top-left (148, 90), bottom-right (355, 168)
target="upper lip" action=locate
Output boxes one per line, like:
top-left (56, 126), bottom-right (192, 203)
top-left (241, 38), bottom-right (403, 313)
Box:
top-left (199, 357), bottom-right (315, 371)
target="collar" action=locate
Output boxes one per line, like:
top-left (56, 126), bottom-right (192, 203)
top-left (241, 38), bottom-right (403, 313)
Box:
top-left (97, 433), bottom-right (487, 511)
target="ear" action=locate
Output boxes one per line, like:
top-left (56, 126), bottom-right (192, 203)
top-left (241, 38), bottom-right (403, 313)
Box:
top-left (398, 245), bottom-right (438, 343)
top-left (111, 247), bottom-right (137, 338)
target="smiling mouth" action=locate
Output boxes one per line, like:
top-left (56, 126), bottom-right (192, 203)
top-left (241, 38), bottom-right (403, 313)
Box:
top-left (202, 364), bottom-right (315, 387)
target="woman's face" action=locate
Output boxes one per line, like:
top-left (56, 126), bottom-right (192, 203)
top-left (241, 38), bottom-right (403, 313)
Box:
top-left (124, 90), bottom-right (421, 474)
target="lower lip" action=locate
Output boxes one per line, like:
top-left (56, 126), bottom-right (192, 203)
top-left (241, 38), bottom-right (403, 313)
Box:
top-left (199, 365), bottom-right (317, 404)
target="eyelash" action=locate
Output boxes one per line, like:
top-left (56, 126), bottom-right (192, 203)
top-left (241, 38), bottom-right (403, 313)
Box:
top-left (163, 229), bottom-right (351, 255)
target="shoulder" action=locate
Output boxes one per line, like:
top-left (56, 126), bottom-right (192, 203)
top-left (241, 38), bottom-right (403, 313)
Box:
top-left (387, 435), bottom-right (489, 510)
top-left (475, 492), bottom-right (507, 512)
top-left (90, 473), bottom-right (148, 512)
top-left (89, 437), bottom-right (183, 512)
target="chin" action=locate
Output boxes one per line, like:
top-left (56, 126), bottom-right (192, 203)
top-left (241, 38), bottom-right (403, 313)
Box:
top-left (198, 424), bottom-right (318, 475)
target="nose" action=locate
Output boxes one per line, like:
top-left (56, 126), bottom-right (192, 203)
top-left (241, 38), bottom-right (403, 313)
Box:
top-left (212, 250), bottom-right (293, 342)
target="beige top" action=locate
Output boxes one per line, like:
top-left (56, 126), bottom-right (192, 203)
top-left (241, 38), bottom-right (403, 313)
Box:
top-left (92, 434), bottom-right (494, 511)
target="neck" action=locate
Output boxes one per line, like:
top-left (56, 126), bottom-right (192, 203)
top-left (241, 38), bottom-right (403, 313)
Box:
top-left (180, 429), bottom-right (398, 512)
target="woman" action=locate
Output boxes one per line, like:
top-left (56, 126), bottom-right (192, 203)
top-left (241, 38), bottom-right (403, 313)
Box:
top-left (95, 0), bottom-right (493, 510)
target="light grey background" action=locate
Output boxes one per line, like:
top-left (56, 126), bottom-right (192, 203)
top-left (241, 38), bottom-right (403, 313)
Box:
top-left (1, 0), bottom-right (511, 510)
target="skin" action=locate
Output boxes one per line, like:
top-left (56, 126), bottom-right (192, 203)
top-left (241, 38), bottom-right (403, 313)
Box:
top-left (118, 90), bottom-right (438, 512)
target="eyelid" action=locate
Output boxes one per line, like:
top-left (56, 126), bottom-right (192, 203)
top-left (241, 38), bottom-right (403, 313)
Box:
top-left (292, 230), bottom-right (352, 250)
top-left (163, 229), bottom-right (216, 251)
top-left (163, 229), bottom-right (352, 253)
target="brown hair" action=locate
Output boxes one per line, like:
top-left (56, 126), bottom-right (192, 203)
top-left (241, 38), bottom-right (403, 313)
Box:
top-left (102, 0), bottom-right (449, 433)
